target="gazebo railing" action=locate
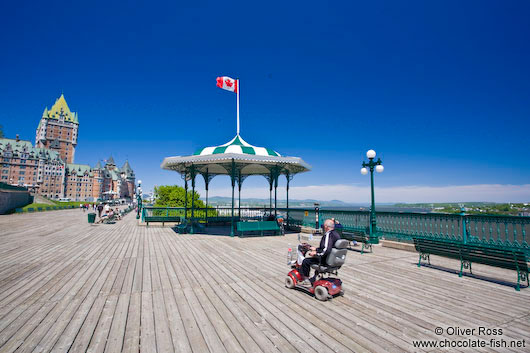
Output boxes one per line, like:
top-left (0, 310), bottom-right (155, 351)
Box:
top-left (142, 206), bottom-right (276, 223)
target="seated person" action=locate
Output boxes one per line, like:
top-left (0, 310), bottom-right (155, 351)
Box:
top-left (300, 219), bottom-right (341, 285)
top-left (98, 211), bottom-right (108, 223)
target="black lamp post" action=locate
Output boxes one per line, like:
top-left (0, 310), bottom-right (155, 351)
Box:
top-left (136, 180), bottom-right (142, 219)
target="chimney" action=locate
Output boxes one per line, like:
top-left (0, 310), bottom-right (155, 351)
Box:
top-left (16, 134), bottom-right (20, 142)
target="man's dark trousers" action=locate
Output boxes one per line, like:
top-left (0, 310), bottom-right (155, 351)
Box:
top-left (301, 257), bottom-right (320, 278)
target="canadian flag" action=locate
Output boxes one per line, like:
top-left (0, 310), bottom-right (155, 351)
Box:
top-left (216, 76), bottom-right (238, 93)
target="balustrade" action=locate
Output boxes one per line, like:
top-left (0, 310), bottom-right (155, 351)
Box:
top-left (141, 206), bottom-right (529, 252)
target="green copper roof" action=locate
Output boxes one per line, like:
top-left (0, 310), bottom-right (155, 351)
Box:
top-left (106, 156), bottom-right (115, 165)
top-left (0, 138), bottom-right (63, 162)
top-left (66, 163), bottom-right (93, 176)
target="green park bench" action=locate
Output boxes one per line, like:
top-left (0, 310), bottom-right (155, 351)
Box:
top-left (341, 227), bottom-right (376, 254)
top-left (414, 235), bottom-right (529, 291)
top-left (103, 214), bottom-right (116, 224)
top-left (15, 208), bottom-right (23, 213)
top-left (145, 215), bottom-right (181, 227)
top-left (176, 219), bottom-right (189, 234)
top-left (207, 216), bottom-right (239, 225)
top-left (174, 219), bottom-right (206, 234)
top-left (27, 208), bottom-right (35, 212)
top-left (237, 221), bottom-right (280, 236)
top-left (286, 219), bottom-right (303, 231)
top-left (37, 207), bottom-right (43, 212)
top-left (103, 211), bottom-right (126, 224)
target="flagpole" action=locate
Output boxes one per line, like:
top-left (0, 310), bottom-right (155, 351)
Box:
top-left (237, 79), bottom-right (240, 135)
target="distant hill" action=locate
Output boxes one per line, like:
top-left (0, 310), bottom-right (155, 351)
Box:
top-left (202, 196), bottom-right (359, 208)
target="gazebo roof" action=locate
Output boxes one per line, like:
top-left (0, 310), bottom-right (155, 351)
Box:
top-left (193, 135), bottom-right (281, 157)
top-left (161, 135), bottom-right (310, 177)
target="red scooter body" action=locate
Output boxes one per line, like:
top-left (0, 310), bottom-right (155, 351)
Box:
top-left (285, 244), bottom-right (344, 301)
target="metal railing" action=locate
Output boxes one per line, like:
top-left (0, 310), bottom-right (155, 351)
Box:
top-left (141, 206), bottom-right (530, 252)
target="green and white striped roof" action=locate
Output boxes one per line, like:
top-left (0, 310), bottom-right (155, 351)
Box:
top-left (194, 135), bottom-right (281, 157)
top-left (161, 134), bottom-right (311, 177)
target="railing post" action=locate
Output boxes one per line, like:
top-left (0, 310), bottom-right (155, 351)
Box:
top-left (460, 207), bottom-right (467, 244)
top-left (315, 205), bottom-right (320, 230)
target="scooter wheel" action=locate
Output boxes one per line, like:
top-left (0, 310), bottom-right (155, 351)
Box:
top-left (285, 276), bottom-right (295, 289)
top-left (314, 285), bottom-right (329, 301)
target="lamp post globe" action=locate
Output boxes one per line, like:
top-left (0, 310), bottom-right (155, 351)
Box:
top-left (376, 165), bottom-right (384, 173)
top-left (366, 149), bottom-right (376, 159)
top-left (360, 167), bottom-right (368, 175)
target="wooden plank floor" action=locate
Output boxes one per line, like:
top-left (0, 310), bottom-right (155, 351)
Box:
top-left (0, 210), bottom-right (529, 352)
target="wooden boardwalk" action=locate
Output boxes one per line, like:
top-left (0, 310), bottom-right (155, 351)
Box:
top-left (0, 210), bottom-right (529, 352)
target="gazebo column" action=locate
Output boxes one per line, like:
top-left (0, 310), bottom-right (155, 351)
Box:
top-left (237, 171), bottom-right (245, 221)
top-left (190, 166), bottom-right (196, 234)
top-left (204, 171), bottom-right (209, 227)
top-left (238, 183), bottom-right (242, 220)
top-left (274, 173), bottom-right (278, 217)
top-left (268, 173), bottom-right (273, 214)
top-left (184, 177), bottom-right (188, 220)
top-left (286, 172), bottom-right (293, 227)
top-left (230, 159), bottom-right (236, 237)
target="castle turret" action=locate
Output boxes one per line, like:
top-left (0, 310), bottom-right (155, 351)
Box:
top-left (121, 160), bottom-right (135, 198)
top-left (35, 94), bottom-right (79, 163)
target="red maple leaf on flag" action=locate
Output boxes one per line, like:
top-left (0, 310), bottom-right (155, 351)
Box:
top-left (225, 79), bottom-right (233, 87)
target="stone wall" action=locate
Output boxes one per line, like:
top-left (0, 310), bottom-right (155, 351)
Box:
top-left (0, 188), bottom-right (32, 214)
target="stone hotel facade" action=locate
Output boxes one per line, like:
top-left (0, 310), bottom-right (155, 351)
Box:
top-left (0, 94), bottom-right (135, 201)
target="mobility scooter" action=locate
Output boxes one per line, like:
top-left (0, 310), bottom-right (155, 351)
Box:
top-left (285, 239), bottom-right (348, 301)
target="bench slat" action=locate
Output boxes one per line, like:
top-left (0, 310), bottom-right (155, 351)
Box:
top-left (237, 221), bottom-right (280, 236)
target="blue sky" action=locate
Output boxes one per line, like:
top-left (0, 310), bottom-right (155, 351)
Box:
top-left (1, 1), bottom-right (529, 202)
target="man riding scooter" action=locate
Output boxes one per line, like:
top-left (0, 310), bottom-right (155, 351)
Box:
top-left (300, 219), bottom-right (341, 286)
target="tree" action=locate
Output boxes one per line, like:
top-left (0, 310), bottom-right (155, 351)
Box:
top-left (154, 185), bottom-right (206, 208)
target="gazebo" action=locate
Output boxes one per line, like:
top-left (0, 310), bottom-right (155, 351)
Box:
top-left (161, 134), bottom-right (311, 236)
